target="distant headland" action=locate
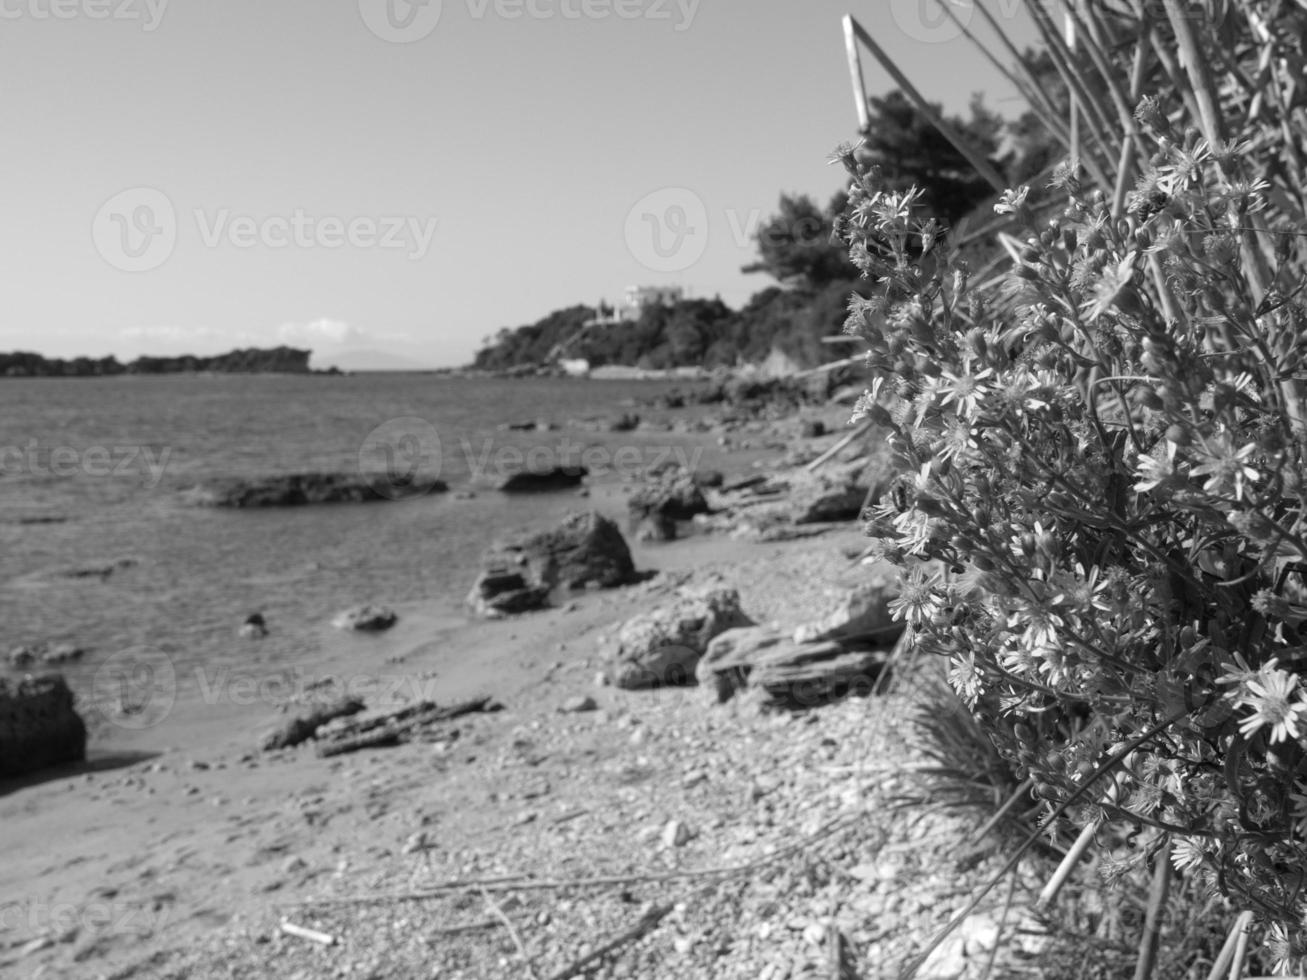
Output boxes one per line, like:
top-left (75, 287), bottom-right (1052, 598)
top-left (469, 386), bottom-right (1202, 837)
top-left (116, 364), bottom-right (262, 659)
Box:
top-left (0, 347), bottom-right (335, 378)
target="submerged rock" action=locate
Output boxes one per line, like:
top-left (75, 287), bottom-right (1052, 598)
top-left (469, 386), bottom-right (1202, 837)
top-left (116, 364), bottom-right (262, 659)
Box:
top-left (0, 674), bottom-right (87, 777)
top-left (184, 472), bottom-right (447, 507)
top-left (606, 586), bottom-right (752, 689)
top-left (496, 467), bottom-right (588, 493)
top-left (239, 613), bottom-right (269, 640)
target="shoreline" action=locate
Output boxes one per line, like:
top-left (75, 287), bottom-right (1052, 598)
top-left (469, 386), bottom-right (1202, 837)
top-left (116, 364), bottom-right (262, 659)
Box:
top-left (0, 393), bottom-right (908, 978)
top-left (1, 517), bottom-right (894, 978)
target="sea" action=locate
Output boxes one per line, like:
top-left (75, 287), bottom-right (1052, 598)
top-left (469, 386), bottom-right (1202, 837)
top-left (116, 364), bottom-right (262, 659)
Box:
top-left (0, 373), bottom-right (732, 733)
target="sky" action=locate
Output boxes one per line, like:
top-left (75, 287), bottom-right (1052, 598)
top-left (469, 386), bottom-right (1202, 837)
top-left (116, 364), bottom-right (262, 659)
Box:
top-left (0, 0), bottom-right (1037, 369)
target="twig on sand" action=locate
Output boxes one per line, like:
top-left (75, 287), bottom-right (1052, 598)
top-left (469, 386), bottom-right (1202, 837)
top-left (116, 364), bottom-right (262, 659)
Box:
top-left (289, 815), bottom-right (864, 908)
top-left (542, 903), bottom-right (673, 980)
top-left (482, 888), bottom-right (541, 980)
top-left (279, 920), bottom-right (337, 946)
top-left (431, 919), bottom-right (503, 936)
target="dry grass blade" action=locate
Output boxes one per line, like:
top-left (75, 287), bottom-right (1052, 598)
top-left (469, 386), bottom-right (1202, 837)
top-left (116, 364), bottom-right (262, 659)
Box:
top-left (291, 815), bottom-right (865, 908)
top-left (1206, 913), bottom-right (1255, 980)
top-left (897, 710), bottom-right (1187, 980)
top-left (1036, 820), bottom-right (1098, 912)
top-left (1131, 838), bottom-right (1172, 980)
top-left (482, 887), bottom-right (540, 980)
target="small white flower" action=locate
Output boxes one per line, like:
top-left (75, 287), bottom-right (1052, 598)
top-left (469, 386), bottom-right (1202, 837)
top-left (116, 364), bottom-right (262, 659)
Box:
top-left (994, 185), bottom-right (1030, 215)
top-left (1236, 668), bottom-right (1307, 743)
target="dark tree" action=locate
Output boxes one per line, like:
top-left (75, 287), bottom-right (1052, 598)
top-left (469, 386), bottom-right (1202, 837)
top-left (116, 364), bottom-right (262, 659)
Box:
top-left (855, 90), bottom-right (1003, 226)
top-left (742, 192), bottom-right (858, 288)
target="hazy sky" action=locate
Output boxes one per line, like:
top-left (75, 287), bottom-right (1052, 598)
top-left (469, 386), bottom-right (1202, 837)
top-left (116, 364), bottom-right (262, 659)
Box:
top-left (0, 0), bottom-right (1036, 368)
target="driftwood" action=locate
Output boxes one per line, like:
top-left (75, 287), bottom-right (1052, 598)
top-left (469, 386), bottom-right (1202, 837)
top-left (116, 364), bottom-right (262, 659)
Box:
top-left (311, 696), bottom-right (500, 757)
top-left (805, 422), bottom-right (872, 473)
top-left (279, 920), bottom-right (337, 946)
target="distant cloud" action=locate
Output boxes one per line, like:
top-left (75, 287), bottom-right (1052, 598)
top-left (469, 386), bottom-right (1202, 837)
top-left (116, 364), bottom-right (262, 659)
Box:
top-left (274, 318), bottom-right (368, 348)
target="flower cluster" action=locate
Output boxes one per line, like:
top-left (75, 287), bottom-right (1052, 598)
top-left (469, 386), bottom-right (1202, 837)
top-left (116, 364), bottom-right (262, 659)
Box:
top-left (835, 115), bottom-right (1307, 963)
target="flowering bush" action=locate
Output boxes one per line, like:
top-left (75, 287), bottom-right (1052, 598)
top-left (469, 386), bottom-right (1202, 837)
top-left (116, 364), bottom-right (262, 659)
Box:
top-left (835, 105), bottom-right (1307, 967)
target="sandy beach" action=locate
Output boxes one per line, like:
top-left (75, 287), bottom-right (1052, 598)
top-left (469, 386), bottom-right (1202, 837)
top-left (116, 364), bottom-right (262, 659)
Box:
top-left (0, 432), bottom-right (1060, 980)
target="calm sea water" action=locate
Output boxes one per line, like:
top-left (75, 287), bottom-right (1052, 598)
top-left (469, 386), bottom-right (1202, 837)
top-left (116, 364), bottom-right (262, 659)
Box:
top-left (0, 374), bottom-right (716, 726)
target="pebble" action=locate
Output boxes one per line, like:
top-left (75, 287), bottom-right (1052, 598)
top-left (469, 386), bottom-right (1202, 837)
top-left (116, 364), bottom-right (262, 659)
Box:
top-left (662, 820), bottom-right (691, 848)
top-left (559, 696), bottom-right (597, 714)
top-left (401, 833), bottom-right (430, 855)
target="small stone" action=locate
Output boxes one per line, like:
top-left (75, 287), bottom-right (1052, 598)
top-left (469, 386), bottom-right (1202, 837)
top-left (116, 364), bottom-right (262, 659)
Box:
top-left (662, 820), bottom-right (691, 848)
top-left (332, 604), bottom-right (398, 632)
top-left (560, 696), bottom-right (597, 714)
top-left (282, 856), bottom-right (308, 874)
top-left (673, 936), bottom-right (692, 955)
top-left (402, 832), bottom-right (430, 855)
top-left (681, 771), bottom-right (707, 789)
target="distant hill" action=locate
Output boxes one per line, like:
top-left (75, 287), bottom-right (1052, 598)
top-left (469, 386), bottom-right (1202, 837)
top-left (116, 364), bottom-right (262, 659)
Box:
top-left (313, 348), bottom-right (436, 372)
top-left (0, 346), bottom-right (314, 377)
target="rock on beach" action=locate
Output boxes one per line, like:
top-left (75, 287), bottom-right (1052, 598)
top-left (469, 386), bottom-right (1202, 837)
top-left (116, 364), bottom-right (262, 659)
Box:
top-left (495, 466), bottom-right (588, 493)
top-left (468, 511), bottom-right (635, 618)
top-left (0, 674), bottom-right (87, 777)
top-left (183, 472), bottom-right (447, 507)
top-left (606, 585), bottom-right (752, 689)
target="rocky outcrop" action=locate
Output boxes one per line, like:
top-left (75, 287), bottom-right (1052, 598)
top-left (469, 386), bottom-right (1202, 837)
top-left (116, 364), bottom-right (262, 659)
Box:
top-left (0, 675), bottom-right (87, 777)
top-left (466, 570), bottom-right (552, 619)
top-left (332, 605), bottom-right (398, 632)
top-left (261, 698), bottom-right (366, 751)
top-left (692, 460), bottom-right (890, 541)
top-left (627, 470), bottom-right (710, 542)
top-left (606, 586), bottom-right (752, 689)
top-left (184, 472), bottom-right (446, 507)
top-left (496, 467), bottom-right (588, 493)
top-left (468, 512), bottom-right (635, 618)
top-left (792, 567), bottom-right (902, 645)
top-left (696, 628), bottom-right (891, 708)
top-left (784, 463), bottom-right (875, 524)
